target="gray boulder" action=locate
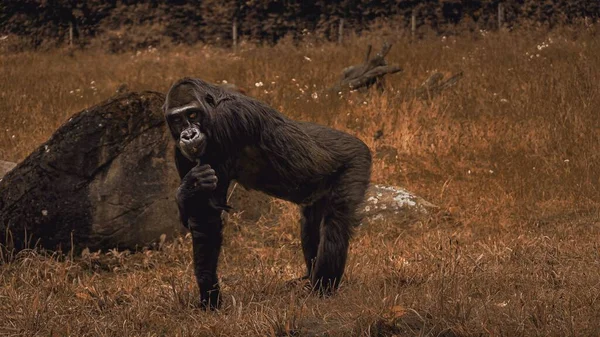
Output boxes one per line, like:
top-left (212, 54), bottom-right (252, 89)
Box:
top-left (0, 91), bottom-right (184, 254)
top-left (361, 184), bottom-right (438, 223)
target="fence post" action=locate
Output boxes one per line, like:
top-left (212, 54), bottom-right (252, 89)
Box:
top-left (69, 21), bottom-right (73, 46)
top-left (411, 9), bottom-right (416, 38)
top-left (232, 18), bottom-right (238, 51)
top-left (498, 2), bottom-right (505, 30)
top-left (338, 18), bottom-right (344, 44)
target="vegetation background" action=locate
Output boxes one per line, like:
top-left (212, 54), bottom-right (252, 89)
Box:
top-left (1, 0), bottom-right (598, 51)
top-left (1, 1), bottom-right (600, 336)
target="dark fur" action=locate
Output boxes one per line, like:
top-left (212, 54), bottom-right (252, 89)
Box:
top-left (164, 77), bottom-right (372, 310)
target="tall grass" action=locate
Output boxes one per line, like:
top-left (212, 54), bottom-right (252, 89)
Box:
top-left (1, 24), bottom-right (600, 336)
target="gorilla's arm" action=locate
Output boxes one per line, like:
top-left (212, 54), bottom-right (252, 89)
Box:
top-left (174, 147), bottom-right (197, 180)
top-left (174, 149), bottom-right (230, 309)
top-left (182, 197), bottom-right (225, 310)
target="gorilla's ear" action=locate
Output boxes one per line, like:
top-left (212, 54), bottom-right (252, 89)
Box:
top-left (205, 93), bottom-right (216, 107)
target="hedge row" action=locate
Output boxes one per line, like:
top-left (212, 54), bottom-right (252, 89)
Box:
top-left (1, 0), bottom-right (598, 51)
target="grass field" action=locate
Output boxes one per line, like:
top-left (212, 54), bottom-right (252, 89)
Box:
top-left (1, 24), bottom-right (600, 336)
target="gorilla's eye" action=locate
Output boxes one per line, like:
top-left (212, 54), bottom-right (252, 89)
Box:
top-left (188, 112), bottom-right (197, 119)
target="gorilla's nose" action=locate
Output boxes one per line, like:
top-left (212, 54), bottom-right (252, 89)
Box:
top-left (181, 129), bottom-right (198, 141)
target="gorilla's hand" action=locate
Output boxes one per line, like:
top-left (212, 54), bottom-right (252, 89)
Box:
top-left (177, 164), bottom-right (218, 202)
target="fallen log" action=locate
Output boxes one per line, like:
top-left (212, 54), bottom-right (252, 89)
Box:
top-left (344, 65), bottom-right (403, 91)
top-left (332, 42), bottom-right (402, 93)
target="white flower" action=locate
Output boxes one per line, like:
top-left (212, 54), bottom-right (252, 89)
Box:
top-left (254, 81), bottom-right (264, 87)
top-left (311, 92), bottom-right (318, 100)
top-left (304, 56), bottom-right (312, 61)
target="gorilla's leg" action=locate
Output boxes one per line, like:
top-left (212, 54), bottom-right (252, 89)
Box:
top-left (301, 198), bottom-right (327, 278)
top-left (311, 165), bottom-right (370, 293)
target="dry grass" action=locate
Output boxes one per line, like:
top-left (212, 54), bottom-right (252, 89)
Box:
top-left (1, 24), bottom-right (600, 336)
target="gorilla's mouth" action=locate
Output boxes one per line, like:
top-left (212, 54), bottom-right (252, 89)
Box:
top-left (179, 135), bottom-right (206, 160)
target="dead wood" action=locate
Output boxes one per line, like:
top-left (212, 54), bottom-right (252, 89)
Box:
top-left (333, 42), bottom-right (401, 93)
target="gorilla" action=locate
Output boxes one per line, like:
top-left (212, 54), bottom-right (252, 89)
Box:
top-left (163, 77), bottom-right (372, 310)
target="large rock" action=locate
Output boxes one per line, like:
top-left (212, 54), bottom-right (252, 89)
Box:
top-left (361, 184), bottom-right (438, 223)
top-left (0, 91), bottom-right (184, 253)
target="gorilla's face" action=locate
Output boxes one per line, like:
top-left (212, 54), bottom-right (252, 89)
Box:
top-left (164, 84), bottom-right (214, 160)
top-left (165, 102), bottom-right (207, 160)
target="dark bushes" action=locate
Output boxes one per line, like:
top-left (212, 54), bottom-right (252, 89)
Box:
top-left (1, 0), bottom-right (598, 51)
